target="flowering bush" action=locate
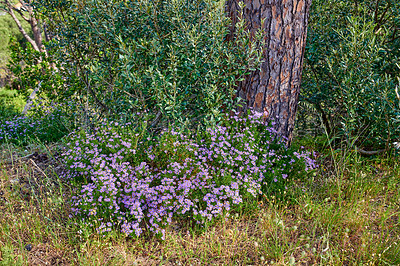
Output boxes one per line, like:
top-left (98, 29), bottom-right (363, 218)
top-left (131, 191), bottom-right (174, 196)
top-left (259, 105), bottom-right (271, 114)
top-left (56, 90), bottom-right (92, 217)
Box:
top-left (61, 111), bottom-right (317, 239)
top-left (0, 100), bottom-right (70, 145)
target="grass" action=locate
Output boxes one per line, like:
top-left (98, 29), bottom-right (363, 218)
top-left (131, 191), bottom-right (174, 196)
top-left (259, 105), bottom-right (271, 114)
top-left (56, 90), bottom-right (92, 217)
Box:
top-left (0, 137), bottom-right (399, 265)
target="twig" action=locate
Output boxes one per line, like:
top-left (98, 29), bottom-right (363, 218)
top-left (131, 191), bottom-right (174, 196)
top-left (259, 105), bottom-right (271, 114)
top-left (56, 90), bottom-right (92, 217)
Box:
top-left (150, 111), bottom-right (163, 128)
top-left (355, 147), bottom-right (387, 156)
top-left (29, 158), bottom-right (49, 179)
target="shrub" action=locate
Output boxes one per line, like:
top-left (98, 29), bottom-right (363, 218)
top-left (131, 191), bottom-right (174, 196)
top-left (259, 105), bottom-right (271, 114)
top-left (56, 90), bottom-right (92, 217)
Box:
top-left (7, 36), bottom-right (66, 103)
top-left (35, 0), bottom-right (263, 128)
top-left (61, 110), bottom-right (317, 239)
top-left (301, 0), bottom-right (400, 150)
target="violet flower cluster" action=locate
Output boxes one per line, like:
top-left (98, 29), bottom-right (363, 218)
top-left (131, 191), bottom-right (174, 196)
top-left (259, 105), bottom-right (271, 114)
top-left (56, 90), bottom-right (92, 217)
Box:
top-left (61, 111), bottom-right (317, 239)
top-left (0, 100), bottom-right (69, 144)
top-left (0, 116), bottom-right (41, 143)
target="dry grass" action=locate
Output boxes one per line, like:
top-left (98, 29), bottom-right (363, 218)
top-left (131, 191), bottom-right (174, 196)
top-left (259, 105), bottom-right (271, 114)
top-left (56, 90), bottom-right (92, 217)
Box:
top-left (1, 142), bottom-right (399, 265)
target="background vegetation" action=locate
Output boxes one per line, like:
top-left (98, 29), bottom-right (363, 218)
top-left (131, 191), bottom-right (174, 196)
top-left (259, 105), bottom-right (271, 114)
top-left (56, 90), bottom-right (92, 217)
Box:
top-left (0, 9), bottom-right (31, 84)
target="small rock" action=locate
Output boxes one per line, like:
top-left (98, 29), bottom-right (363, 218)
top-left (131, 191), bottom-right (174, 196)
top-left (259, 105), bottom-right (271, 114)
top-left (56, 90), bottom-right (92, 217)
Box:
top-left (25, 244), bottom-right (32, 251)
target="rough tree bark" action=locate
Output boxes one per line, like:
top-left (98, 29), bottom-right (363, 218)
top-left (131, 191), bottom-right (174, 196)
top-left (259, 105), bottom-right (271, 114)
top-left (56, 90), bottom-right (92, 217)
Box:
top-left (226, 0), bottom-right (312, 145)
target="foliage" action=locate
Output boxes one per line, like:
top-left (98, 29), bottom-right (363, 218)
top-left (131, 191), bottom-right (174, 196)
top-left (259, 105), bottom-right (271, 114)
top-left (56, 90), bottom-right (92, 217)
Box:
top-left (6, 37), bottom-right (110, 129)
top-left (6, 36), bottom-right (65, 99)
top-left (0, 87), bottom-right (24, 118)
top-left (0, 99), bottom-right (71, 145)
top-left (301, 0), bottom-right (400, 150)
top-left (1, 1), bottom-right (400, 264)
top-left (0, 11), bottom-right (31, 67)
top-left (61, 110), bottom-right (317, 239)
top-left (34, 0), bottom-right (263, 128)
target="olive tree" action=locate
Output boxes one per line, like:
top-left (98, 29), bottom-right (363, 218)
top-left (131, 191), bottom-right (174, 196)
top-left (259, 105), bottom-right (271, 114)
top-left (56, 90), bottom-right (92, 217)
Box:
top-left (33, 0), bottom-right (263, 128)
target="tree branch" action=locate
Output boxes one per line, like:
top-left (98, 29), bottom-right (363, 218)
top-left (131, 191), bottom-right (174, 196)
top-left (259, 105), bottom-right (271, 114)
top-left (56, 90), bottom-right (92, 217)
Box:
top-left (14, 8), bottom-right (31, 23)
top-left (355, 147), bottom-right (387, 156)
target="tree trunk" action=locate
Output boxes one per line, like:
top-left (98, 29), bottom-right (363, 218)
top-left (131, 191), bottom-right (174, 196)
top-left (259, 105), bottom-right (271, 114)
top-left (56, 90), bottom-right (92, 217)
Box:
top-left (31, 17), bottom-right (46, 56)
top-left (226, 0), bottom-right (312, 145)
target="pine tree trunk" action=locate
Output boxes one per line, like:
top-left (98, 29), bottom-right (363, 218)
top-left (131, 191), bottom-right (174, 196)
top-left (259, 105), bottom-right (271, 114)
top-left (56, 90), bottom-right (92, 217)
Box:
top-left (226, 0), bottom-right (312, 145)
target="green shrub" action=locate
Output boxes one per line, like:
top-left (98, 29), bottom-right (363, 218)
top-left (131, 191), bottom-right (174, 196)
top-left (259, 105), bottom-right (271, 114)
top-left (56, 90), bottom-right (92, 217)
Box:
top-left (7, 36), bottom-right (64, 101)
top-left (301, 0), bottom-right (400, 150)
top-left (35, 0), bottom-right (263, 128)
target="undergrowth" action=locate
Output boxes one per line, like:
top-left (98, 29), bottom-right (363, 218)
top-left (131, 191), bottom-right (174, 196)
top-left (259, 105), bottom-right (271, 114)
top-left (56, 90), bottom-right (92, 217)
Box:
top-left (0, 92), bottom-right (398, 265)
top-left (1, 136), bottom-right (399, 265)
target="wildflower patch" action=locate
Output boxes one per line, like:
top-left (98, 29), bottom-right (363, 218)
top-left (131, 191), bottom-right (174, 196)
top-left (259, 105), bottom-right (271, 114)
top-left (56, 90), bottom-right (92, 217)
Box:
top-left (61, 111), bottom-right (317, 239)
